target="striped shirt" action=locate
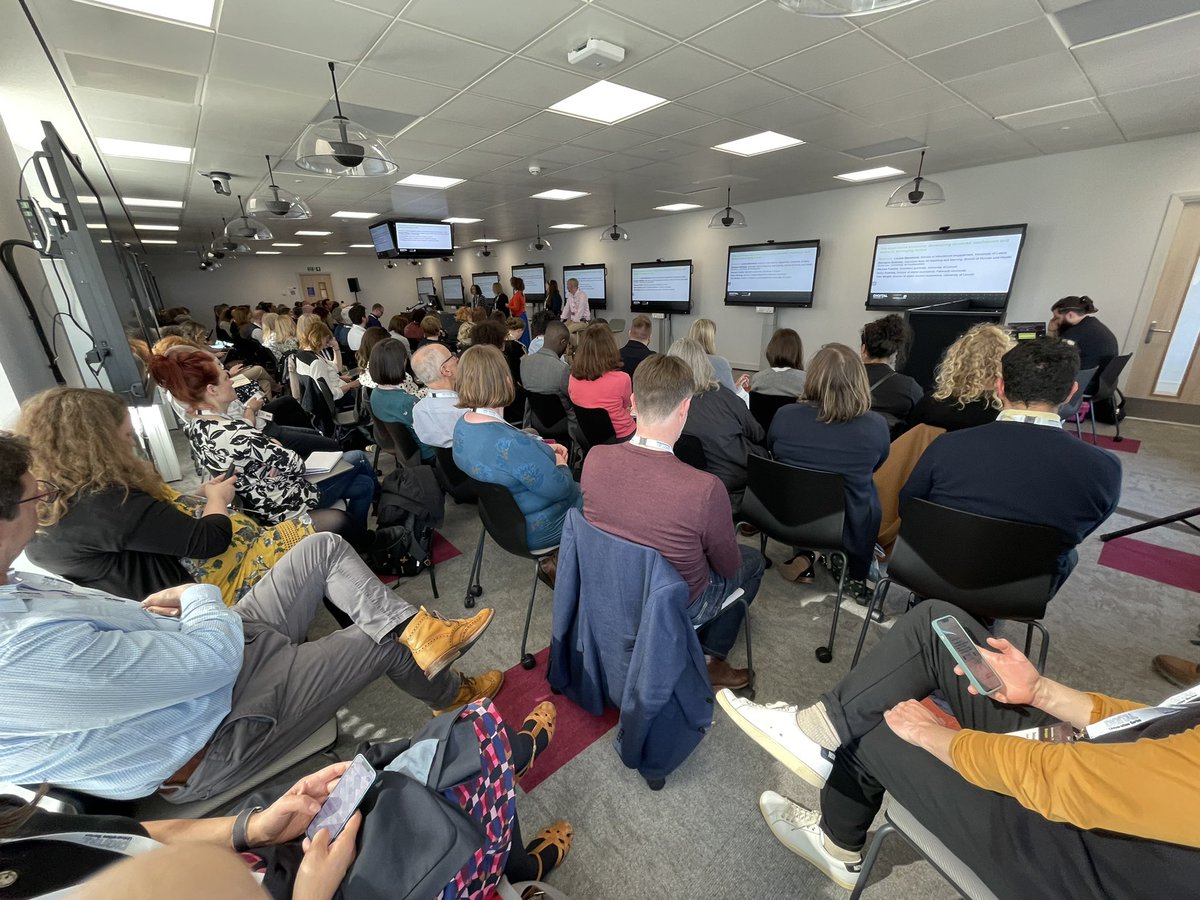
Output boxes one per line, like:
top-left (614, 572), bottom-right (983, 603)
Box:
top-left (0, 572), bottom-right (243, 799)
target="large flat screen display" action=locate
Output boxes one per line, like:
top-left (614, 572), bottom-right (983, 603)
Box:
top-left (724, 240), bottom-right (820, 308)
top-left (562, 264), bottom-right (607, 310)
top-left (440, 275), bottom-right (464, 304)
top-left (867, 224), bottom-right (1027, 311)
top-left (415, 276), bottom-right (435, 298)
top-left (370, 222), bottom-right (397, 259)
top-left (630, 260), bottom-right (693, 315)
top-left (472, 271), bottom-right (500, 297)
top-left (512, 263), bottom-right (546, 300)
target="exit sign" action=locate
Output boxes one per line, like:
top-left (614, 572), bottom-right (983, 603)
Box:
top-left (305, 266), bottom-right (322, 272)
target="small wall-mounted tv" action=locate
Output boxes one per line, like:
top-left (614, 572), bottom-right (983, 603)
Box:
top-left (630, 260), bottom-right (693, 315)
top-left (562, 263), bottom-right (607, 310)
top-left (724, 240), bottom-right (820, 308)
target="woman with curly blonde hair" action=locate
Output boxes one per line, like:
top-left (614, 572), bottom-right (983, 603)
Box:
top-left (18, 387), bottom-right (315, 605)
top-left (908, 323), bottom-right (1015, 431)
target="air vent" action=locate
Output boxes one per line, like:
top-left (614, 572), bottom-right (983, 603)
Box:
top-left (63, 53), bottom-right (200, 104)
top-left (1055, 0), bottom-right (1200, 46)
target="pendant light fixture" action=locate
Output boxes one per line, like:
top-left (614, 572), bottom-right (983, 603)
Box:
top-left (886, 150), bottom-right (945, 208)
top-left (708, 187), bottom-right (747, 229)
top-left (212, 223), bottom-right (249, 255)
top-left (247, 155), bottom-right (312, 219)
top-left (296, 62), bottom-right (399, 177)
top-left (599, 209), bottom-right (630, 242)
top-left (528, 223), bottom-right (552, 252)
top-left (225, 195), bottom-right (273, 241)
top-left (476, 235), bottom-right (493, 258)
top-left (776, 0), bottom-right (924, 16)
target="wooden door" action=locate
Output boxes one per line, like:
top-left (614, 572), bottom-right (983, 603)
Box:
top-left (299, 274), bottom-right (335, 304)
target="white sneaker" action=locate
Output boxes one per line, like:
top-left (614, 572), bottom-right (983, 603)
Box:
top-left (759, 791), bottom-right (862, 891)
top-left (717, 690), bottom-right (834, 788)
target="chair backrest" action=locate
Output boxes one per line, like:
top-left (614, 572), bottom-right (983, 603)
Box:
top-left (472, 479), bottom-right (540, 557)
top-left (297, 374), bottom-right (336, 437)
top-left (372, 411), bottom-right (422, 468)
top-left (435, 446), bottom-right (477, 504)
top-left (286, 354), bottom-right (301, 400)
top-left (1091, 353), bottom-right (1131, 401)
top-left (607, 318), bottom-right (626, 333)
top-left (1058, 367), bottom-right (1097, 419)
top-left (574, 404), bottom-right (617, 446)
top-left (740, 455), bottom-right (846, 552)
top-left (526, 390), bottom-right (569, 434)
top-left (674, 433), bottom-right (709, 471)
top-left (748, 392), bottom-right (795, 432)
top-left (889, 498), bottom-right (1061, 621)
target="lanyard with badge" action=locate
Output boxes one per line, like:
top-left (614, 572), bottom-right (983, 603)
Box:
top-left (630, 435), bottom-right (673, 454)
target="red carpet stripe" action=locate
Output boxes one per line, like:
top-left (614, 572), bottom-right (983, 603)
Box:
top-left (1099, 537), bottom-right (1200, 593)
top-left (1068, 431), bottom-right (1140, 453)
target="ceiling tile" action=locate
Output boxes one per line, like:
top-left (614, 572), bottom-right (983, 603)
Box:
top-left (202, 78), bottom-right (324, 128)
top-left (339, 68), bottom-right (456, 117)
top-left (591, 0), bottom-right (751, 40)
top-left (912, 18), bottom-right (1065, 83)
top-left (852, 85), bottom-right (964, 126)
top-left (384, 137), bottom-right (460, 164)
top-left (611, 45), bottom-right (743, 99)
top-left (886, 103), bottom-right (1006, 141)
top-left (786, 112), bottom-right (901, 152)
top-left (73, 87), bottom-right (202, 132)
top-left (865, 0), bottom-right (1045, 58)
top-left (365, 21), bottom-right (509, 89)
top-left (1101, 73), bottom-right (1200, 139)
top-left (811, 64), bottom-right (937, 111)
top-left (88, 114), bottom-right (197, 149)
top-left (947, 52), bottom-right (1094, 117)
top-left (729, 93), bottom-right (837, 131)
top-left (1075, 13), bottom-right (1200, 95)
top-left (520, 5), bottom-right (674, 72)
top-left (620, 103), bottom-right (718, 137)
top-left (209, 36), bottom-right (333, 96)
top-left (529, 144), bottom-right (610, 165)
top-left (402, 0), bottom-right (582, 52)
top-left (62, 53), bottom-right (201, 104)
top-left (472, 131), bottom-right (561, 157)
top-left (398, 118), bottom-right (497, 150)
top-left (1054, 0), bottom-right (1200, 47)
top-left (661, 119), bottom-right (756, 149)
top-left (759, 32), bottom-right (900, 92)
top-left (676, 75), bottom-right (794, 118)
top-left (471, 58), bottom-right (595, 108)
top-left (1018, 112), bottom-right (1125, 153)
top-left (420, 148), bottom-right (517, 178)
top-left (509, 110), bottom-right (602, 142)
top-left (570, 125), bottom-right (663, 153)
top-left (999, 97), bottom-right (1103, 129)
top-left (434, 92), bottom-right (541, 131)
top-left (688, 3), bottom-right (851, 69)
top-left (220, 0), bottom-right (389, 60)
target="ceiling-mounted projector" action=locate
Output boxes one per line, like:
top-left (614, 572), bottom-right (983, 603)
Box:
top-left (567, 38), bottom-right (625, 69)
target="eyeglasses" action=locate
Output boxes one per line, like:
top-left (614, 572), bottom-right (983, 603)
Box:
top-left (19, 480), bottom-right (61, 505)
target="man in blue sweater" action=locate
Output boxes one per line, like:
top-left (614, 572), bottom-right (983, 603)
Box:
top-left (901, 338), bottom-right (1121, 585)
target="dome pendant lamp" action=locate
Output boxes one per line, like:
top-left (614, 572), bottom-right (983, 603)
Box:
top-left (476, 236), bottom-right (493, 259)
top-left (708, 186), bottom-right (747, 229)
top-left (528, 223), bottom-right (552, 252)
top-left (886, 149), bottom-right (945, 208)
top-left (247, 155), bottom-right (312, 219)
top-left (776, 0), bottom-right (924, 17)
top-left (225, 195), bottom-right (273, 241)
top-left (296, 62), bottom-right (398, 177)
top-left (600, 208), bottom-right (630, 242)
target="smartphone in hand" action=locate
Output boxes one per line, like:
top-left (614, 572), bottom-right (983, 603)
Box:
top-left (305, 753), bottom-right (376, 843)
top-left (223, 463), bottom-right (237, 480)
top-left (932, 615), bottom-right (1003, 697)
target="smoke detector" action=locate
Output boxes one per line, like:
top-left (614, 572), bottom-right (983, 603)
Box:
top-left (567, 38), bottom-right (626, 70)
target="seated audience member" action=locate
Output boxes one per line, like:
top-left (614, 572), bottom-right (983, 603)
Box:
top-left (346, 304), bottom-right (368, 352)
top-left (689, 318), bottom-right (737, 392)
top-left (296, 319), bottom-right (360, 405)
top-left (620, 314), bottom-right (656, 377)
top-left (901, 338), bottom-right (1121, 585)
top-left (262, 312), bottom-right (300, 362)
top-left (411, 343), bottom-right (465, 448)
top-left (569, 323), bottom-right (635, 440)
top-left (453, 345), bottom-right (582, 553)
top-left (522, 321), bottom-right (573, 412)
top-left (404, 312), bottom-right (426, 345)
top-left (387, 313), bottom-right (410, 342)
top-left (151, 349), bottom-right (378, 540)
top-left (470, 319), bottom-right (527, 424)
top-left (1049, 294), bottom-right (1117, 394)
top-left (860, 314), bottom-right (922, 439)
top-left (718, 598), bottom-right (1200, 897)
top-left (6, 703), bottom-right (573, 900)
top-left (18, 388), bottom-right (319, 605)
top-left (213, 303), bottom-right (232, 342)
top-left (908, 323), bottom-right (1013, 431)
top-left (370, 338), bottom-right (434, 463)
top-left (768, 344), bottom-right (890, 594)
top-left (231, 306), bottom-right (254, 341)
top-left (747, 328), bottom-right (806, 397)
top-left (353, 326), bottom-right (390, 387)
top-left (0, 432), bottom-right (501, 801)
top-left (458, 305), bottom-right (486, 348)
top-left (669, 338), bottom-right (765, 512)
top-left (367, 301), bottom-right (385, 329)
top-left (418, 314), bottom-right (445, 349)
top-left (528, 310), bottom-right (551, 355)
top-left (453, 305), bottom-right (474, 344)
top-left (582, 354), bottom-right (763, 690)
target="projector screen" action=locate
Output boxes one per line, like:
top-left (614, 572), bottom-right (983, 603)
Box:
top-left (630, 260), bottom-right (693, 314)
top-left (392, 221), bottom-right (453, 254)
top-left (562, 264), bottom-right (607, 310)
top-left (512, 263), bottom-right (547, 300)
top-left (472, 271), bottom-right (500, 297)
top-left (440, 275), bottom-right (464, 304)
top-left (867, 224), bottom-right (1028, 311)
top-left (415, 277), bottom-right (435, 299)
top-left (370, 222), bottom-right (396, 259)
top-left (724, 240), bottom-right (820, 308)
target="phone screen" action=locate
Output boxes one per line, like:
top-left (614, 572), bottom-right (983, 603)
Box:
top-left (933, 615), bottom-right (1003, 695)
top-left (305, 754), bottom-right (376, 843)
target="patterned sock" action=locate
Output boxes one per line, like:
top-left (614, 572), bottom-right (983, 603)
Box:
top-left (794, 701), bottom-right (840, 752)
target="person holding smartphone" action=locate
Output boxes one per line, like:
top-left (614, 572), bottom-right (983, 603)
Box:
top-left (717, 599), bottom-right (1200, 898)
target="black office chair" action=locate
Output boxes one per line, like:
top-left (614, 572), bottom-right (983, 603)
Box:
top-left (370, 413), bottom-right (423, 469)
top-left (574, 405), bottom-right (617, 450)
top-left (526, 391), bottom-right (570, 442)
top-left (1058, 366), bottom-right (1097, 438)
top-left (748, 392), bottom-right (795, 433)
top-left (674, 433), bottom-right (709, 471)
top-left (466, 480), bottom-right (559, 670)
top-left (1083, 353), bottom-right (1132, 443)
top-left (851, 498), bottom-right (1061, 670)
top-left (739, 455), bottom-right (850, 663)
top-left (434, 445), bottom-right (478, 505)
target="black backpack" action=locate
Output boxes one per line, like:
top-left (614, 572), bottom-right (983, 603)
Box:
top-left (367, 467), bottom-right (441, 577)
top-left (368, 518), bottom-right (432, 578)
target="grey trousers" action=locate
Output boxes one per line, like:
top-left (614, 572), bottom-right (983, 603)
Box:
top-left (171, 533), bottom-right (461, 802)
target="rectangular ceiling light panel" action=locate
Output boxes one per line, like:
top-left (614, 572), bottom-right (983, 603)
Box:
top-left (442, 217), bottom-right (482, 223)
top-left (397, 174), bottom-right (465, 189)
top-left (712, 131), bottom-right (804, 157)
top-left (332, 211), bottom-right (377, 218)
top-left (83, 0), bottom-right (216, 27)
top-left (835, 166), bottom-right (906, 182)
top-left (654, 203), bottom-right (702, 211)
top-left (548, 81), bottom-right (668, 125)
top-left (97, 137), bottom-right (193, 163)
top-left (531, 189), bottom-right (589, 201)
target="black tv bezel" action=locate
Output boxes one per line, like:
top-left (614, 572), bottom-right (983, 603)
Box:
top-left (723, 239), bottom-right (821, 309)
top-left (471, 270), bottom-right (500, 299)
top-left (511, 262), bottom-right (547, 303)
top-left (562, 263), bottom-right (608, 310)
top-left (374, 219), bottom-right (454, 259)
top-left (630, 259), bottom-right (694, 315)
top-left (370, 221), bottom-right (398, 259)
top-left (865, 223), bottom-right (1029, 312)
top-left (440, 274), bottom-right (465, 305)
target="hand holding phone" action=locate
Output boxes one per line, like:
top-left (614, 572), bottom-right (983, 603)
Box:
top-left (305, 753), bottom-right (376, 843)
top-left (933, 615), bottom-right (1003, 697)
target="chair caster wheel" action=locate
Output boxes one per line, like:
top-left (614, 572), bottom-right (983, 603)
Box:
top-left (646, 777), bottom-right (665, 791)
top-left (464, 597), bottom-right (475, 609)
top-left (469, 584), bottom-right (483, 598)
top-left (815, 646), bottom-right (833, 664)
top-left (521, 654), bottom-right (536, 670)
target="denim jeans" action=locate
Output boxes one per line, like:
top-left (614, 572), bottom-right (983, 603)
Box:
top-left (689, 544), bottom-right (765, 660)
top-left (315, 450), bottom-right (377, 530)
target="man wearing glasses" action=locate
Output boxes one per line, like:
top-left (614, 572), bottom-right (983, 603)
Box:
top-left (411, 343), bottom-right (464, 449)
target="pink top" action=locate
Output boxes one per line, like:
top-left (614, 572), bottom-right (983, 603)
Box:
top-left (568, 370), bottom-right (634, 438)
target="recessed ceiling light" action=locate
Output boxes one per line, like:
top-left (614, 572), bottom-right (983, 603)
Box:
top-left (442, 217), bottom-right (482, 224)
top-left (84, 0), bottom-right (216, 28)
top-left (323, 251), bottom-right (347, 255)
top-left (331, 210), bottom-right (376, 219)
top-left (295, 230), bottom-right (331, 236)
top-left (550, 223), bottom-right (586, 230)
top-left (80, 195), bottom-right (185, 209)
top-left (549, 81), bottom-right (668, 125)
top-left (654, 203), bottom-right (702, 212)
top-left (348, 244), bottom-right (374, 248)
top-left (86, 223), bottom-right (106, 229)
top-left (134, 223), bottom-right (179, 231)
top-left (531, 189), bottom-right (589, 201)
top-left (272, 242), bottom-right (302, 247)
top-left (835, 166), bottom-right (906, 183)
top-left (140, 239), bottom-right (177, 244)
top-left (472, 238), bottom-right (498, 244)
top-left (397, 174), bottom-right (465, 189)
top-left (712, 131), bottom-right (804, 157)
top-left (255, 251), bottom-right (281, 255)
top-left (96, 137), bottom-right (193, 163)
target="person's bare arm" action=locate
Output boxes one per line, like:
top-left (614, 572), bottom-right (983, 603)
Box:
top-left (72, 844), bottom-right (266, 900)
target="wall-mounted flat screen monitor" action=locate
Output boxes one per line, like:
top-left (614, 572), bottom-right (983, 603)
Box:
top-left (867, 224), bottom-right (1028, 311)
top-left (440, 275), bottom-right (464, 304)
top-left (562, 264), bottom-right (607, 310)
top-left (472, 271), bottom-right (500, 298)
top-left (415, 276), bottom-right (435, 298)
top-left (724, 240), bottom-right (820, 308)
top-left (375, 220), bottom-right (454, 258)
top-left (630, 260), bottom-right (693, 315)
top-left (370, 222), bottom-right (397, 259)
top-left (512, 263), bottom-right (547, 301)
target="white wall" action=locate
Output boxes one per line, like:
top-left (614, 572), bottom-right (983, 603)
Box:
top-left (153, 132), bottom-right (1200, 370)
